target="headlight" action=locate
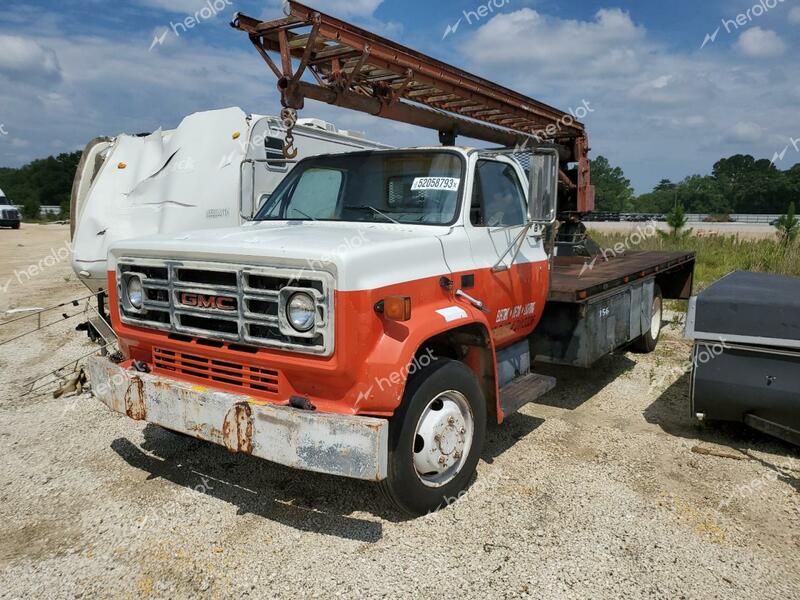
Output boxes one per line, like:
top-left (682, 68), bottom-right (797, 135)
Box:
top-left (126, 277), bottom-right (144, 309)
top-left (286, 292), bottom-right (315, 332)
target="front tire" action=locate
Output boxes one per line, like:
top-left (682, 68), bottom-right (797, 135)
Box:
top-left (380, 358), bottom-right (487, 516)
top-left (631, 284), bottom-right (663, 353)
top-left (12, 223), bottom-right (20, 230)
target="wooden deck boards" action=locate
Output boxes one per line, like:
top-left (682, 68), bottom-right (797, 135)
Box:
top-left (548, 251), bottom-right (696, 303)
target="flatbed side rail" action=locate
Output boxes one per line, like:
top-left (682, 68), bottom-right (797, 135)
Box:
top-left (549, 251), bottom-right (696, 303)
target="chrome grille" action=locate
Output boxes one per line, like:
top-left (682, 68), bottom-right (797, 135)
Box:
top-left (117, 259), bottom-right (334, 356)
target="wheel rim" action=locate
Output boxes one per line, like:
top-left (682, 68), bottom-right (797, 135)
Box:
top-left (412, 390), bottom-right (474, 488)
top-left (651, 296), bottom-right (662, 339)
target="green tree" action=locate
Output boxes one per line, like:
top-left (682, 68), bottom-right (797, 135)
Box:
top-left (0, 151), bottom-right (81, 220)
top-left (590, 156), bottom-right (634, 212)
top-left (678, 175), bottom-right (730, 214)
top-left (654, 179), bottom-right (677, 192)
top-left (660, 203), bottom-right (691, 240)
top-left (775, 202), bottom-right (799, 245)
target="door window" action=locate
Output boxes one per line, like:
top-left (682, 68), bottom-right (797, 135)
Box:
top-left (471, 160), bottom-right (527, 227)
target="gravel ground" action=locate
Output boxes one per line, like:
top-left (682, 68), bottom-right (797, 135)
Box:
top-left (1, 225), bottom-right (798, 599)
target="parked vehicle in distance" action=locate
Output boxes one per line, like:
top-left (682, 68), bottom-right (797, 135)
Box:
top-left (0, 189), bottom-right (21, 229)
top-left (70, 106), bottom-right (391, 295)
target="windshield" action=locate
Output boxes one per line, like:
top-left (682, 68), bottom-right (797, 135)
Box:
top-left (255, 151), bottom-right (464, 225)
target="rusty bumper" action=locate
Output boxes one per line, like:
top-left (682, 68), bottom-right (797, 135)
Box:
top-left (87, 356), bottom-right (389, 481)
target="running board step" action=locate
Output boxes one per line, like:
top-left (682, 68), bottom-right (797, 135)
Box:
top-left (500, 373), bottom-right (557, 419)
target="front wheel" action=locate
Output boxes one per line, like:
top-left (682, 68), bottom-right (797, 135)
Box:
top-left (631, 284), bottom-right (663, 353)
top-left (380, 358), bottom-right (487, 516)
top-left (12, 223), bottom-right (20, 230)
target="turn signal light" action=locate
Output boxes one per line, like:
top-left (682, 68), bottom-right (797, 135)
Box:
top-left (376, 295), bottom-right (411, 321)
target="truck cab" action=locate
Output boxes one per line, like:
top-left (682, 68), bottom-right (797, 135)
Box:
top-left (0, 189), bottom-right (21, 229)
top-left (89, 146), bottom-right (563, 515)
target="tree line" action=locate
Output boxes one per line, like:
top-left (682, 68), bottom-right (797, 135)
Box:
top-left (592, 154), bottom-right (800, 215)
top-left (1, 150), bottom-right (798, 219)
top-left (0, 151), bottom-right (82, 219)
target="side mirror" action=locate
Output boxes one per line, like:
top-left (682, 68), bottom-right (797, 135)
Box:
top-left (240, 159), bottom-right (255, 221)
top-left (528, 148), bottom-right (559, 224)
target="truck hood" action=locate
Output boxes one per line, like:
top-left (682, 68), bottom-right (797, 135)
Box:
top-left (109, 221), bottom-right (454, 292)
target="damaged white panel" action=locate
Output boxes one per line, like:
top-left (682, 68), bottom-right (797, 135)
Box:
top-left (71, 108), bottom-right (250, 291)
top-left (71, 107), bottom-right (392, 293)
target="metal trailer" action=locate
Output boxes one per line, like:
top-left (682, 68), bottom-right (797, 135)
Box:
top-left (686, 270), bottom-right (800, 446)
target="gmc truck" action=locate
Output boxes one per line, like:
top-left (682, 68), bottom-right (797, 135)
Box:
top-left (87, 3), bottom-right (695, 515)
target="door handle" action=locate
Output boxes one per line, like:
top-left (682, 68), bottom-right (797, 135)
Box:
top-left (456, 289), bottom-right (490, 313)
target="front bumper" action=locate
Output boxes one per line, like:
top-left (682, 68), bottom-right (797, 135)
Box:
top-left (87, 356), bottom-right (389, 480)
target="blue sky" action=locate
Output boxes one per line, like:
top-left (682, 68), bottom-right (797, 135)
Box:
top-left (1, 0), bottom-right (798, 192)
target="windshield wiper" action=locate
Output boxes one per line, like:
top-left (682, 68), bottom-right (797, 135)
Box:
top-left (354, 205), bottom-right (400, 224)
top-left (289, 208), bottom-right (317, 221)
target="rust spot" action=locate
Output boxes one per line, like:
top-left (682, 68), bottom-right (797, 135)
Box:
top-left (222, 403), bottom-right (253, 454)
top-left (124, 377), bottom-right (147, 421)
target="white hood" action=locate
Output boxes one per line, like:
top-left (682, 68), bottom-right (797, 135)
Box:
top-left (109, 220), bottom-right (453, 292)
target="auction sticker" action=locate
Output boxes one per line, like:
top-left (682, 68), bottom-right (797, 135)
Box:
top-left (411, 177), bottom-right (461, 191)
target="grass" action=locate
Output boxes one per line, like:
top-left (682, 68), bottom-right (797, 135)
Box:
top-left (588, 230), bottom-right (800, 292)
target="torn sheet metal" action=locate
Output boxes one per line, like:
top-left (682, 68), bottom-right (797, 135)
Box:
top-left (71, 107), bottom-right (391, 294)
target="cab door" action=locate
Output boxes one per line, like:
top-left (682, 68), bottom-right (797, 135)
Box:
top-left (464, 155), bottom-right (549, 346)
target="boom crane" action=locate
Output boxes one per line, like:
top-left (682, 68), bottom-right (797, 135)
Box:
top-left (231, 1), bottom-right (594, 214)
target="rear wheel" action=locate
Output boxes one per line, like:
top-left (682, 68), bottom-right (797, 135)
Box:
top-left (631, 284), bottom-right (663, 353)
top-left (380, 358), bottom-right (487, 516)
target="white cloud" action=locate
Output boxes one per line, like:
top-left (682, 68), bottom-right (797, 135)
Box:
top-left (456, 9), bottom-right (799, 191)
top-left (310, 0), bottom-right (384, 17)
top-left (0, 35), bottom-right (61, 85)
top-left (728, 122), bottom-right (763, 143)
top-left (464, 8), bottom-right (645, 77)
top-left (789, 7), bottom-right (800, 24)
top-left (736, 27), bottom-right (787, 58)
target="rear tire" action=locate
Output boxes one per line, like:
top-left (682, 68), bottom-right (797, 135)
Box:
top-left (631, 284), bottom-right (663, 353)
top-left (380, 358), bottom-right (487, 516)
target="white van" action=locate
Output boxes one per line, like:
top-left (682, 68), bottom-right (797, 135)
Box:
top-left (71, 106), bottom-right (390, 293)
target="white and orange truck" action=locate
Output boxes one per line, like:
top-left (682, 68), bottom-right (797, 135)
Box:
top-left (87, 3), bottom-right (695, 515)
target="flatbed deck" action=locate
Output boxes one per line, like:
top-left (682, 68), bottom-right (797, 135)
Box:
top-left (549, 251), bottom-right (696, 303)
